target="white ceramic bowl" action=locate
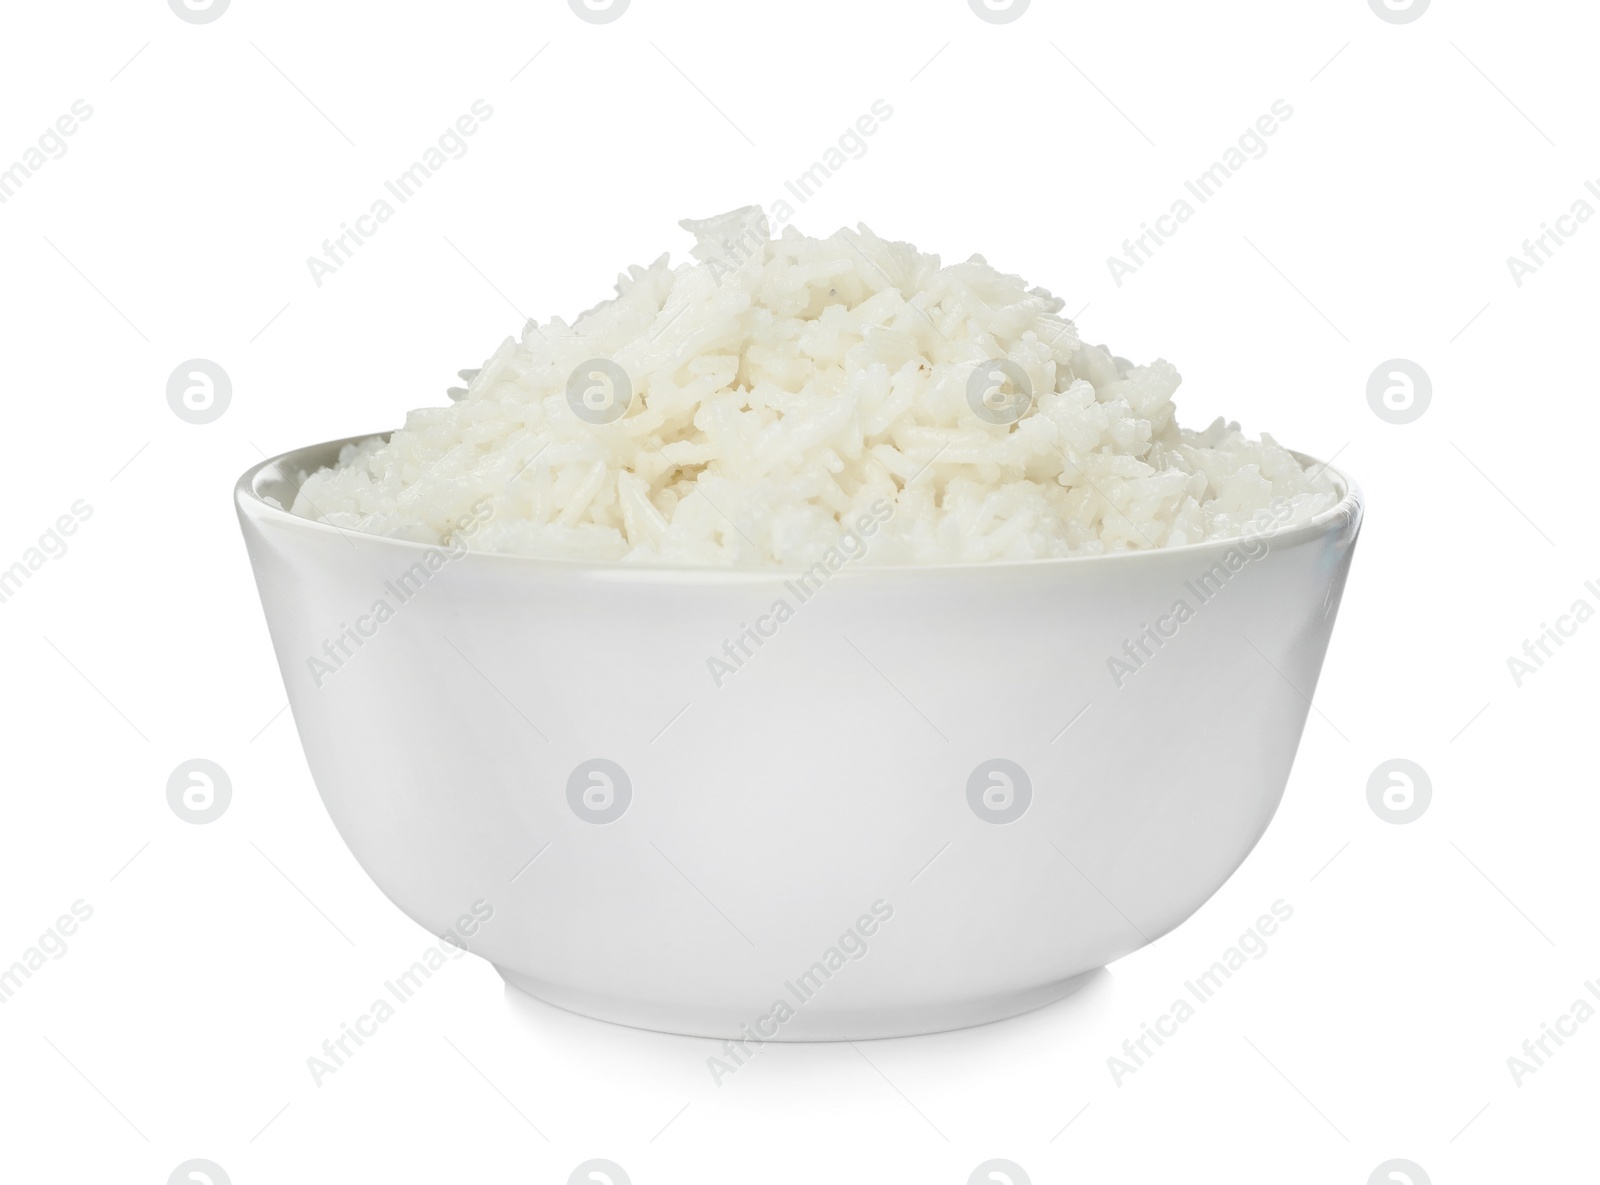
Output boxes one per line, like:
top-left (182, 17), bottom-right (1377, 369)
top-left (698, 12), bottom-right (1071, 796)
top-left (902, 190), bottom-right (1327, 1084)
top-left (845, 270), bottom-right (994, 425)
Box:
top-left (237, 435), bottom-right (1362, 1040)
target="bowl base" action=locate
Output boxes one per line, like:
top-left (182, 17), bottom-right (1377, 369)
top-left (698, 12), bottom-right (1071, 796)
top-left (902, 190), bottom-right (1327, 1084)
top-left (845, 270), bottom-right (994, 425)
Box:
top-left (495, 965), bottom-right (1101, 1041)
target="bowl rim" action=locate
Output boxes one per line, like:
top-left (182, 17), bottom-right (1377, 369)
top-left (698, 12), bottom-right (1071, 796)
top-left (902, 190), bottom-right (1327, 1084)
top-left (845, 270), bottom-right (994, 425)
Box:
top-left (236, 431), bottom-right (1363, 582)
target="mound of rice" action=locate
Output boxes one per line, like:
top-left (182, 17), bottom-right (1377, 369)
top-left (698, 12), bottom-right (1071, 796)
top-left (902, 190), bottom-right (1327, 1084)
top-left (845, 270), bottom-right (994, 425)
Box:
top-left (291, 207), bottom-right (1338, 566)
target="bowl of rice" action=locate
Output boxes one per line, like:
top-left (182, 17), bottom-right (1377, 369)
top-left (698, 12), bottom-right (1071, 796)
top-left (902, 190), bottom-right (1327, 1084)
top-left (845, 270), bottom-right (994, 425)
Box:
top-left (238, 209), bottom-right (1361, 1040)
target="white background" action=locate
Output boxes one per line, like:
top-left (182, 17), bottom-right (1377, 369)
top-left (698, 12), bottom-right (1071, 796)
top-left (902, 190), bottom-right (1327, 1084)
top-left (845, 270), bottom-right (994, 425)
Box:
top-left (1, 0), bottom-right (1596, 1181)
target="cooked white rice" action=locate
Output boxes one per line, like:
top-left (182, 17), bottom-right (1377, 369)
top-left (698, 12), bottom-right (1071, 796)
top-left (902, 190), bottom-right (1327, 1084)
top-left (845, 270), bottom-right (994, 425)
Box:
top-left (290, 207), bottom-right (1337, 566)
